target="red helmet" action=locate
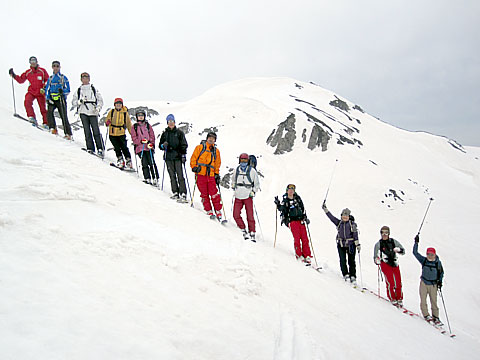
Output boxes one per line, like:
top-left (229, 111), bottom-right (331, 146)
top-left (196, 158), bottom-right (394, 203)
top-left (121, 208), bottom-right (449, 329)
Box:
top-left (239, 153), bottom-right (249, 163)
top-left (114, 98), bottom-right (123, 105)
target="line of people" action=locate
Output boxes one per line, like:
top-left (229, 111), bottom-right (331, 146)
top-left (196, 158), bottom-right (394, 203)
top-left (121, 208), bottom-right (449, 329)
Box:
top-left (11, 56), bottom-right (445, 326)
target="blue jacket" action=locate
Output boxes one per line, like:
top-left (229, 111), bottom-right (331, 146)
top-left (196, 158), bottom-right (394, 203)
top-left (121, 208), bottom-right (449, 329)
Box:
top-left (413, 243), bottom-right (444, 285)
top-left (45, 73), bottom-right (70, 100)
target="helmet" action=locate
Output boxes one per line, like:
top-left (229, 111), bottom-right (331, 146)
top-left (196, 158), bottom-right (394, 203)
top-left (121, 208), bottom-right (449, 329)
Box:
top-left (135, 109), bottom-right (146, 120)
top-left (114, 98), bottom-right (123, 105)
top-left (239, 153), bottom-right (249, 163)
top-left (206, 132), bottom-right (217, 141)
top-left (166, 114), bottom-right (175, 123)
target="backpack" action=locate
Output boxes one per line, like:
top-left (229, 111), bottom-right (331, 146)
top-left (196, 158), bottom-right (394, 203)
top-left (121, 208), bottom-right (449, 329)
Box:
top-left (198, 140), bottom-right (217, 160)
top-left (109, 109), bottom-right (128, 129)
top-left (77, 85), bottom-right (97, 105)
top-left (133, 121), bottom-right (151, 135)
top-left (421, 258), bottom-right (443, 283)
top-left (235, 154), bottom-right (257, 185)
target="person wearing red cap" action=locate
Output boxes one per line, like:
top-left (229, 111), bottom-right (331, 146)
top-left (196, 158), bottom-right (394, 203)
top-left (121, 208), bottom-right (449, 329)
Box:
top-left (105, 98), bottom-right (133, 168)
top-left (413, 235), bottom-right (444, 325)
top-left (373, 226), bottom-right (405, 306)
top-left (9, 56), bottom-right (49, 126)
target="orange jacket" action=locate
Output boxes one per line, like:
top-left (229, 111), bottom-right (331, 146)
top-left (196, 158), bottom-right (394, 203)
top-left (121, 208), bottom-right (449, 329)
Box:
top-left (190, 142), bottom-right (221, 177)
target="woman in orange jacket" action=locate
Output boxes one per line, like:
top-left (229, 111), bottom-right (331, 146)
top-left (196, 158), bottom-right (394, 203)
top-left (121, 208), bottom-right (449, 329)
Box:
top-left (190, 132), bottom-right (223, 220)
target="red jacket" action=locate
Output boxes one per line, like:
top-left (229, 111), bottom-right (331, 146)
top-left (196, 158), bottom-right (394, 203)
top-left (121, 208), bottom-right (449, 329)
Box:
top-left (14, 66), bottom-right (49, 96)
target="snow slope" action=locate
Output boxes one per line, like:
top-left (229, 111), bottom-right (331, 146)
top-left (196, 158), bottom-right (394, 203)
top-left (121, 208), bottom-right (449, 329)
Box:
top-left (1, 77), bottom-right (479, 359)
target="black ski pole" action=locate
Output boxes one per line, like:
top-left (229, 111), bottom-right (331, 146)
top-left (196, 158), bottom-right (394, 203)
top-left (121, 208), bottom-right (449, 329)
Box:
top-left (417, 197), bottom-right (434, 235)
top-left (149, 149), bottom-right (159, 186)
top-left (190, 175), bottom-right (198, 208)
top-left (11, 77), bottom-right (17, 115)
top-left (182, 163), bottom-right (192, 202)
top-left (358, 251), bottom-right (364, 290)
top-left (305, 218), bottom-right (318, 268)
top-left (161, 148), bottom-right (166, 190)
top-left (438, 288), bottom-right (453, 335)
top-left (217, 182), bottom-right (227, 219)
top-left (323, 159), bottom-right (338, 203)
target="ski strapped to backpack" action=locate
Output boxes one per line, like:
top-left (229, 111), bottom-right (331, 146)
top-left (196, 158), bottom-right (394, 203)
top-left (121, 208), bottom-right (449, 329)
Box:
top-left (77, 85), bottom-right (97, 110)
top-left (234, 154), bottom-right (257, 187)
top-left (196, 140), bottom-right (217, 176)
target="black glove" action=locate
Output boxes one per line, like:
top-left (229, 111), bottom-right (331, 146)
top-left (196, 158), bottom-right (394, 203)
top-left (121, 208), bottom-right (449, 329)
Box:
top-left (304, 217), bottom-right (310, 225)
top-left (9, 68), bottom-right (15, 77)
top-left (414, 235), bottom-right (419, 243)
top-left (215, 173), bottom-right (220, 185)
top-left (181, 154), bottom-right (186, 164)
top-left (437, 281), bottom-right (442, 290)
top-left (274, 196), bottom-right (280, 206)
top-left (79, 98), bottom-right (84, 104)
top-left (192, 166), bottom-right (201, 173)
top-left (58, 87), bottom-right (63, 94)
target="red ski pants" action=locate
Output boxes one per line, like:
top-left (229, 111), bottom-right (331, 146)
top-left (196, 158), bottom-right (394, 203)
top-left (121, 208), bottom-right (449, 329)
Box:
top-left (196, 175), bottom-right (222, 213)
top-left (25, 92), bottom-right (47, 124)
top-left (380, 262), bottom-right (403, 301)
top-left (289, 220), bottom-right (311, 259)
top-left (233, 197), bottom-right (255, 233)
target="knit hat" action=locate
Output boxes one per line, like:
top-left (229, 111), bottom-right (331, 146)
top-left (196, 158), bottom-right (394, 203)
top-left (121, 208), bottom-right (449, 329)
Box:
top-left (341, 208), bottom-right (351, 217)
top-left (426, 247), bottom-right (436, 255)
top-left (114, 98), bottom-right (123, 105)
top-left (166, 114), bottom-right (175, 123)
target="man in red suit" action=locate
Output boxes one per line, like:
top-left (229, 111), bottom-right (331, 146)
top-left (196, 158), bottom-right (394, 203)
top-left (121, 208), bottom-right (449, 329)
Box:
top-left (9, 56), bottom-right (49, 127)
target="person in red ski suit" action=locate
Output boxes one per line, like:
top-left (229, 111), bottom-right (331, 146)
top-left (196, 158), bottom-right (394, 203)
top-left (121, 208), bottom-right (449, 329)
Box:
top-left (9, 56), bottom-right (49, 126)
top-left (275, 184), bottom-right (312, 264)
top-left (373, 226), bottom-right (406, 306)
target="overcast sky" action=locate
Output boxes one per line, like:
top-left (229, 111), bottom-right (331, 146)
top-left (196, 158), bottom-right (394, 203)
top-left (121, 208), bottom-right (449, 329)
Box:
top-left (2, 0), bottom-right (479, 145)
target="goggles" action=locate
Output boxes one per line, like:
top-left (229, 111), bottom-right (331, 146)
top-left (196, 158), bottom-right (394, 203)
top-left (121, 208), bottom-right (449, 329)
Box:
top-left (381, 230), bottom-right (390, 235)
top-left (286, 184), bottom-right (296, 191)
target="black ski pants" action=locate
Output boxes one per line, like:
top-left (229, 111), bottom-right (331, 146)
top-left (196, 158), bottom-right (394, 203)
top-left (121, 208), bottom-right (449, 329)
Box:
top-left (80, 114), bottom-right (103, 152)
top-left (338, 244), bottom-right (356, 278)
top-left (166, 159), bottom-right (187, 195)
top-left (138, 150), bottom-right (159, 181)
top-left (47, 97), bottom-right (72, 135)
top-left (109, 134), bottom-right (131, 160)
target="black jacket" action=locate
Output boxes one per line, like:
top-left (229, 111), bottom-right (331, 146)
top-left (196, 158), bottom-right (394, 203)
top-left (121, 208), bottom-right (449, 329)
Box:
top-left (159, 127), bottom-right (188, 161)
top-left (277, 193), bottom-right (306, 226)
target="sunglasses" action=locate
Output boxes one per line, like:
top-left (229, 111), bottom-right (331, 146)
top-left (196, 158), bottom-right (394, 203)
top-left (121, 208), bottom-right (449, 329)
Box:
top-left (81, 75), bottom-right (90, 78)
top-left (381, 231), bottom-right (390, 235)
top-left (52, 64), bottom-right (60, 68)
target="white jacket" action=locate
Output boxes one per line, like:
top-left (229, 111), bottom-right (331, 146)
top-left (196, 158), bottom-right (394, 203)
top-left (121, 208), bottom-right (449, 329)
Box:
top-left (231, 165), bottom-right (260, 200)
top-left (72, 84), bottom-right (104, 116)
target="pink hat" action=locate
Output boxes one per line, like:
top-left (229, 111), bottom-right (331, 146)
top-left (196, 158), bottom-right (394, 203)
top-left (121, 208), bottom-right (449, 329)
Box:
top-left (426, 247), bottom-right (436, 255)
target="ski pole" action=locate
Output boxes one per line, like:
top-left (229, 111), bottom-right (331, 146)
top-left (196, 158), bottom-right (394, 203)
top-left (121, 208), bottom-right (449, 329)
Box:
top-left (323, 159), bottom-right (338, 203)
top-left (148, 149), bottom-right (159, 186)
top-left (182, 163), bottom-right (192, 202)
top-left (438, 288), bottom-right (453, 335)
top-left (190, 174), bottom-right (198, 208)
top-left (253, 202), bottom-right (264, 241)
top-left (377, 265), bottom-right (381, 298)
top-left (11, 76), bottom-right (17, 115)
top-left (231, 194), bottom-right (235, 220)
top-left (161, 148), bottom-right (166, 190)
top-left (305, 221), bottom-right (319, 268)
top-left (417, 197), bottom-right (434, 235)
top-left (217, 181), bottom-right (227, 219)
top-left (133, 144), bottom-right (139, 177)
top-left (274, 208), bottom-right (278, 248)
top-left (357, 251), bottom-right (364, 290)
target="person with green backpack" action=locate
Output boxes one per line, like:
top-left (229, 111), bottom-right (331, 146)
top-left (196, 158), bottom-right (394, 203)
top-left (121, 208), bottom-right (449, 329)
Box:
top-left (231, 153), bottom-right (260, 241)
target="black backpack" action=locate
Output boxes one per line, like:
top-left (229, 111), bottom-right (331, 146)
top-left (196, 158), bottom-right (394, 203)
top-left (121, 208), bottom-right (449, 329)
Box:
top-left (133, 121), bottom-right (151, 135)
top-left (77, 85), bottom-right (97, 105)
top-left (109, 109), bottom-right (128, 129)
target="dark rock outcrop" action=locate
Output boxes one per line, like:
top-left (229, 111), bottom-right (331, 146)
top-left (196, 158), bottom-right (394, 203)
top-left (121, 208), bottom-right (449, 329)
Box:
top-left (266, 114), bottom-right (297, 154)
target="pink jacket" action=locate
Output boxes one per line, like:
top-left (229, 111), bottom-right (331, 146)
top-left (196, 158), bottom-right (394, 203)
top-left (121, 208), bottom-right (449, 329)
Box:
top-left (131, 122), bottom-right (155, 154)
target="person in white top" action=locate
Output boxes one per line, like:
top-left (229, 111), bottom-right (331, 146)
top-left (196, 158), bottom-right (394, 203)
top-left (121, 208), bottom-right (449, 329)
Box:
top-left (72, 72), bottom-right (104, 156)
top-left (231, 153), bottom-right (260, 241)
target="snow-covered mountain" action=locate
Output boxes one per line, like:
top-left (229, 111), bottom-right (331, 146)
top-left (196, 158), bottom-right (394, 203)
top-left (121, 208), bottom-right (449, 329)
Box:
top-left (1, 77), bottom-right (479, 359)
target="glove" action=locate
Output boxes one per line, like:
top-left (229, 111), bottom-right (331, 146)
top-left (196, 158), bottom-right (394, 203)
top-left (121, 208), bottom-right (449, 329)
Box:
top-left (354, 240), bottom-right (361, 253)
top-left (215, 173), bottom-right (220, 185)
top-left (58, 87), bottom-right (63, 94)
top-left (9, 68), bottom-right (15, 77)
top-left (393, 247), bottom-right (401, 253)
top-left (141, 138), bottom-right (148, 144)
top-left (249, 191), bottom-right (255, 198)
top-left (304, 218), bottom-right (310, 225)
top-left (414, 235), bottom-right (419, 243)
top-left (162, 141), bottom-right (168, 150)
top-left (322, 201), bottom-right (328, 213)
top-left (39, 88), bottom-right (45, 95)
top-left (147, 143), bottom-right (154, 150)
top-left (192, 166), bottom-right (201, 173)
top-left (79, 98), bottom-right (84, 104)
top-left (274, 196), bottom-right (280, 207)
top-left (437, 282), bottom-right (442, 290)
top-left (181, 154), bottom-right (186, 164)
top-left (374, 257), bottom-right (381, 265)
top-left (48, 99), bottom-right (54, 105)
top-left (105, 119), bottom-right (111, 127)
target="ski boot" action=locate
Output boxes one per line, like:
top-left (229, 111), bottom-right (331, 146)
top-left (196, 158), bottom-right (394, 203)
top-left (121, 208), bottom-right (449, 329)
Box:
top-left (432, 316), bottom-right (443, 326)
top-left (28, 117), bottom-right (37, 126)
top-left (343, 275), bottom-right (350, 282)
top-left (51, 128), bottom-right (58, 135)
top-left (177, 194), bottom-right (188, 203)
top-left (215, 210), bottom-right (223, 222)
top-left (170, 193), bottom-right (179, 200)
top-left (242, 229), bottom-right (249, 240)
top-left (249, 232), bottom-right (256, 243)
top-left (125, 157), bottom-right (133, 169)
top-left (303, 256), bottom-right (312, 266)
top-left (350, 276), bottom-right (357, 286)
top-left (97, 149), bottom-right (104, 158)
top-left (116, 156), bottom-right (125, 168)
top-left (207, 211), bottom-right (216, 220)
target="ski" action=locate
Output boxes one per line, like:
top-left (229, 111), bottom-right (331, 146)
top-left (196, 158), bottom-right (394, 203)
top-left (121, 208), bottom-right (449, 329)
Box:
top-left (81, 148), bottom-right (104, 159)
top-left (110, 163), bottom-right (136, 172)
top-left (14, 113), bottom-right (49, 131)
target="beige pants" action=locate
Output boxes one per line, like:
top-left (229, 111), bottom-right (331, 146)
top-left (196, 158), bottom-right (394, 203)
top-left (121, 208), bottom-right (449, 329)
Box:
top-left (419, 281), bottom-right (439, 318)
